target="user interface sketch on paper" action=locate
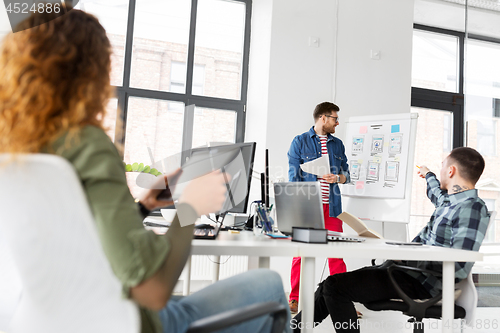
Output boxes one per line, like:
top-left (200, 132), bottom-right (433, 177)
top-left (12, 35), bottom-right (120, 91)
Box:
top-left (342, 119), bottom-right (411, 199)
top-left (300, 155), bottom-right (330, 177)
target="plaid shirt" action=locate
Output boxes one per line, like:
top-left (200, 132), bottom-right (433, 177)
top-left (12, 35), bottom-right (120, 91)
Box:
top-left (403, 172), bottom-right (490, 297)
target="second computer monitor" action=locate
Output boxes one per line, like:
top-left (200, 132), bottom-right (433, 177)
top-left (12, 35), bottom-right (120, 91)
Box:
top-left (184, 142), bottom-right (256, 215)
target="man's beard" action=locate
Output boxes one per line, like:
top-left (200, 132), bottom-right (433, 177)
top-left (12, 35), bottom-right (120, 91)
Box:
top-left (324, 125), bottom-right (335, 134)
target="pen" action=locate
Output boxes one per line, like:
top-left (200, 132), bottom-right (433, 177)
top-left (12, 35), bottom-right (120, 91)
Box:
top-left (416, 165), bottom-right (420, 168)
top-left (267, 204), bottom-right (273, 212)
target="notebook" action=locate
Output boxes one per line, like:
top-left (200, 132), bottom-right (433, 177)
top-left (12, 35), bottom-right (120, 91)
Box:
top-left (274, 182), bottom-right (325, 235)
top-left (337, 212), bottom-right (383, 239)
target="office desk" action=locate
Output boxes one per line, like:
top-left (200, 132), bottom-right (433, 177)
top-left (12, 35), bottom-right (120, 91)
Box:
top-left (190, 231), bottom-right (483, 333)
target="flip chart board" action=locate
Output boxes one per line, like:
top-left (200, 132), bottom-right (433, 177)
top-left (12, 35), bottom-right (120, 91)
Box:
top-left (340, 113), bottom-right (418, 223)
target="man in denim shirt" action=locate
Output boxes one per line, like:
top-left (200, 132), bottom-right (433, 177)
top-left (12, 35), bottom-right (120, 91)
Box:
top-left (287, 102), bottom-right (351, 313)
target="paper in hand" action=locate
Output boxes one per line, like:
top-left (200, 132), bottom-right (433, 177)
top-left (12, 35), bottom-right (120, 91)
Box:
top-left (300, 155), bottom-right (330, 177)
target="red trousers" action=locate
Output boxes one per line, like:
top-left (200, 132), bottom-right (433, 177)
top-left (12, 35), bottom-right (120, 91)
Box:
top-left (289, 204), bottom-right (347, 302)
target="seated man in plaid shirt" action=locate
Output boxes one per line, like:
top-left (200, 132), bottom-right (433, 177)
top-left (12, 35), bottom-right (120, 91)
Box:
top-left (292, 147), bottom-right (490, 333)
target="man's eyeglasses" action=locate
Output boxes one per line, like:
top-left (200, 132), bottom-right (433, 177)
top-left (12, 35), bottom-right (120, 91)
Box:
top-left (325, 115), bottom-right (339, 123)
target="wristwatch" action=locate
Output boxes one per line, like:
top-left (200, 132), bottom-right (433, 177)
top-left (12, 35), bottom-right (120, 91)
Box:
top-left (135, 198), bottom-right (151, 218)
top-left (336, 175), bottom-right (340, 183)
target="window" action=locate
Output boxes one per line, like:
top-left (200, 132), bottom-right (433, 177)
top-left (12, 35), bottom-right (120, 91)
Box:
top-left (75, 1), bottom-right (130, 87)
top-left (412, 30), bottom-right (459, 93)
top-left (129, 0), bottom-right (191, 93)
top-left (192, 107), bottom-right (237, 147)
top-left (77, 0), bottom-right (252, 193)
top-left (494, 98), bottom-right (500, 117)
top-left (474, 117), bottom-right (496, 156)
top-left (124, 97), bottom-right (185, 197)
top-left (465, 39), bottom-right (500, 157)
top-left (169, 62), bottom-right (205, 112)
top-left (409, 107), bottom-right (453, 237)
top-left (193, 0), bottom-right (246, 100)
top-left (443, 113), bottom-right (452, 152)
top-left (465, 38), bottom-right (500, 243)
top-left (103, 98), bottom-right (119, 142)
top-left (411, 22), bottom-right (500, 244)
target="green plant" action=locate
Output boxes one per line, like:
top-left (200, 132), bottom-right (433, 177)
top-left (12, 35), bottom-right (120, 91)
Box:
top-left (123, 162), bottom-right (162, 176)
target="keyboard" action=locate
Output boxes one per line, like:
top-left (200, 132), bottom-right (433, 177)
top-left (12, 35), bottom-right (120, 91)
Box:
top-left (327, 231), bottom-right (365, 242)
top-left (143, 215), bottom-right (222, 239)
top-left (143, 221), bottom-right (171, 228)
top-left (193, 225), bottom-right (220, 239)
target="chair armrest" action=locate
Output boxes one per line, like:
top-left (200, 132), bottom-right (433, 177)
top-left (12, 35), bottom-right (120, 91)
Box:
top-left (385, 263), bottom-right (442, 319)
top-left (372, 260), bottom-right (442, 277)
top-left (186, 301), bottom-right (287, 333)
top-left (390, 263), bottom-right (442, 278)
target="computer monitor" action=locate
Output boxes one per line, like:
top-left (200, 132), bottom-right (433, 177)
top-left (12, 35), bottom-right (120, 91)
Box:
top-left (224, 142), bottom-right (256, 214)
top-left (274, 182), bottom-right (325, 235)
top-left (181, 142), bottom-right (256, 215)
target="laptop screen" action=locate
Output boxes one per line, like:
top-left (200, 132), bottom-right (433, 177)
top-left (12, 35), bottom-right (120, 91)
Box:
top-left (274, 182), bottom-right (325, 235)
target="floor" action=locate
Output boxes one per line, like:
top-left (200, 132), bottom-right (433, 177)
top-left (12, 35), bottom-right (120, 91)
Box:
top-left (303, 304), bottom-right (500, 332)
top-left (477, 286), bottom-right (500, 307)
top-left (2, 298), bottom-right (499, 333)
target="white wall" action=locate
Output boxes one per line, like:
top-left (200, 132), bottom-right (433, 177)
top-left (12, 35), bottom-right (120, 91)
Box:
top-left (245, 0), bottom-right (273, 199)
top-left (246, 0), bottom-right (415, 293)
top-left (334, 0), bottom-right (414, 140)
top-left (248, 0), bottom-right (414, 186)
top-left (265, 0), bottom-right (338, 181)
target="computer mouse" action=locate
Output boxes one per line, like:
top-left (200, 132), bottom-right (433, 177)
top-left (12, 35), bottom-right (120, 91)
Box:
top-left (194, 223), bottom-right (215, 229)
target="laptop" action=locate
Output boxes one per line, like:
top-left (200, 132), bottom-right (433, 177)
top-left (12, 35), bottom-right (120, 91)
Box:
top-left (274, 182), bottom-right (365, 242)
top-left (327, 231), bottom-right (365, 243)
top-left (274, 182), bottom-right (326, 236)
top-left (143, 211), bottom-right (221, 239)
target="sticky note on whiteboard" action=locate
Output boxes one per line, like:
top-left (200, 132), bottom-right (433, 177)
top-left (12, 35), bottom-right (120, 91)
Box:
top-left (373, 156), bottom-right (382, 163)
top-left (359, 126), bottom-right (368, 134)
top-left (356, 181), bottom-right (365, 189)
top-left (391, 124), bottom-right (400, 133)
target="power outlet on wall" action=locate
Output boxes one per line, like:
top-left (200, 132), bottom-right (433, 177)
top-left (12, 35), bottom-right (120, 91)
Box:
top-left (370, 49), bottom-right (381, 60)
top-left (308, 36), bottom-right (320, 48)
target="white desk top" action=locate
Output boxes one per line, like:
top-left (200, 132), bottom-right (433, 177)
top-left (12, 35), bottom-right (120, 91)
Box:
top-left (191, 231), bottom-right (483, 262)
top-left (189, 230), bottom-right (482, 333)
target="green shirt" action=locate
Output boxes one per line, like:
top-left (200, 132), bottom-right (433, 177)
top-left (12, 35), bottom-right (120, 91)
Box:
top-left (48, 126), bottom-right (169, 333)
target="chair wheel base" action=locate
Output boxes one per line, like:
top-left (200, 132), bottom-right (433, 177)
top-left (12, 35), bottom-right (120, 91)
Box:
top-left (407, 317), bottom-right (424, 333)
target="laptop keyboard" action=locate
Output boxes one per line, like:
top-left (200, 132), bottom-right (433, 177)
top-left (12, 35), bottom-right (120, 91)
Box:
top-left (193, 226), bottom-right (220, 239)
top-left (327, 234), bottom-right (365, 242)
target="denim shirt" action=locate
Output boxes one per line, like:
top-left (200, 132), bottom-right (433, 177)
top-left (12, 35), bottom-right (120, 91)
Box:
top-left (287, 126), bottom-right (350, 218)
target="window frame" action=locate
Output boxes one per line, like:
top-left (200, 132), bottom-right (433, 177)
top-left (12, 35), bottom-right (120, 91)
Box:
top-left (412, 23), bottom-right (500, 148)
top-left (113, 0), bottom-right (252, 159)
top-left (412, 24), bottom-right (465, 149)
top-left (412, 24), bottom-right (500, 244)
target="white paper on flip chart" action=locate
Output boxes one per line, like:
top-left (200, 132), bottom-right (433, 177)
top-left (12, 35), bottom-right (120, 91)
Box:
top-left (300, 155), bottom-right (330, 177)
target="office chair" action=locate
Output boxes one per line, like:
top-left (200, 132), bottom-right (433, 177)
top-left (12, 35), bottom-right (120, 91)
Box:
top-left (0, 154), bottom-right (141, 333)
top-left (186, 301), bottom-right (288, 333)
top-left (0, 154), bottom-right (288, 333)
top-left (485, 211), bottom-right (497, 240)
top-left (363, 261), bottom-right (477, 333)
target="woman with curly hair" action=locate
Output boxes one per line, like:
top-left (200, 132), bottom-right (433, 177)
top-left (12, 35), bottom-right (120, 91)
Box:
top-left (0, 8), bottom-right (291, 333)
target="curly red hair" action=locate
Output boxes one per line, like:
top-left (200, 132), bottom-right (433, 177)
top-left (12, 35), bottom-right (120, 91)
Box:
top-left (0, 8), bottom-right (114, 153)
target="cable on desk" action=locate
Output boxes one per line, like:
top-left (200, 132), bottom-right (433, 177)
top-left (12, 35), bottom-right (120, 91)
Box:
top-left (207, 256), bottom-right (232, 265)
top-left (205, 215), bottom-right (219, 224)
top-left (319, 258), bottom-right (328, 282)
